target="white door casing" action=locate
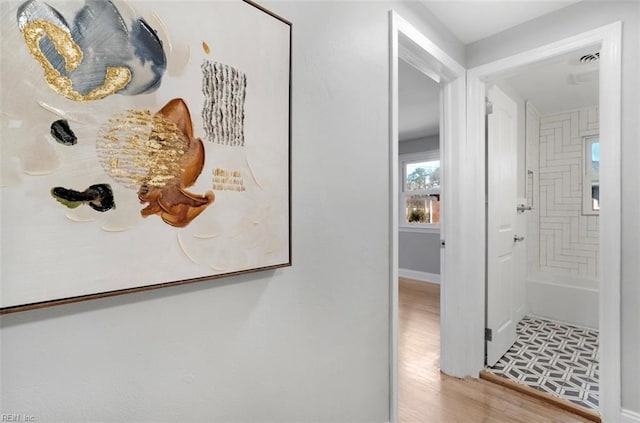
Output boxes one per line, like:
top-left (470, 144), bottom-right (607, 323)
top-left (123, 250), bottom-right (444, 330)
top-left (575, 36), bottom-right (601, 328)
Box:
top-left (466, 22), bottom-right (621, 419)
top-left (486, 84), bottom-right (519, 366)
top-left (389, 10), bottom-right (467, 423)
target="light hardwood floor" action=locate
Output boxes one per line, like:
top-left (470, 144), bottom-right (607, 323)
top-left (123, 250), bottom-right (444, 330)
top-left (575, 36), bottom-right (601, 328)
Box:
top-left (398, 277), bottom-right (590, 422)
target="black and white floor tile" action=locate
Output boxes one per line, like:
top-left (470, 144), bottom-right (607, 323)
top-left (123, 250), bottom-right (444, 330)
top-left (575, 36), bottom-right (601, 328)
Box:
top-left (486, 315), bottom-right (599, 411)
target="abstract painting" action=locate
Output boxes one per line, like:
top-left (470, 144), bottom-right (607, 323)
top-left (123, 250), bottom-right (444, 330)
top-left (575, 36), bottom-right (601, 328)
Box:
top-left (0, 0), bottom-right (292, 313)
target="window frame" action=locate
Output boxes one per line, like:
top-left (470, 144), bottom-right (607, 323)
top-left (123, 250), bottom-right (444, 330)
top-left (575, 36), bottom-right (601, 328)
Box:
top-left (399, 151), bottom-right (441, 233)
top-left (582, 135), bottom-right (600, 216)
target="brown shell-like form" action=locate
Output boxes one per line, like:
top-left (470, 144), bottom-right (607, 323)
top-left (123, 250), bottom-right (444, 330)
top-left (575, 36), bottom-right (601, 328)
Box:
top-left (96, 98), bottom-right (214, 227)
top-left (137, 98), bottom-right (214, 227)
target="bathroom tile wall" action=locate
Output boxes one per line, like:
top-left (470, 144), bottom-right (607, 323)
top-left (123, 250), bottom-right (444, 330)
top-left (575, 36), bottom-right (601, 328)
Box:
top-left (536, 107), bottom-right (599, 278)
top-left (526, 103), bottom-right (540, 274)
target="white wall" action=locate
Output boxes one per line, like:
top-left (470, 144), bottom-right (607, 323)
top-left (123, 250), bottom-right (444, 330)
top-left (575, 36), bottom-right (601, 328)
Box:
top-left (467, 1), bottom-right (640, 414)
top-left (0, 2), bottom-right (465, 422)
top-left (398, 231), bottom-right (440, 276)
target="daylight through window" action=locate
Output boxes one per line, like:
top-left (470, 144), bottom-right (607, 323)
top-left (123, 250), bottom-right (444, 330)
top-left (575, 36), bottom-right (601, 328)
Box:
top-left (583, 136), bottom-right (599, 214)
top-left (401, 158), bottom-right (440, 226)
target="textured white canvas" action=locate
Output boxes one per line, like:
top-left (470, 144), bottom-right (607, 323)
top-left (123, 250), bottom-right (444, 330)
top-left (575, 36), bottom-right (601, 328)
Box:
top-left (0, 0), bottom-right (291, 310)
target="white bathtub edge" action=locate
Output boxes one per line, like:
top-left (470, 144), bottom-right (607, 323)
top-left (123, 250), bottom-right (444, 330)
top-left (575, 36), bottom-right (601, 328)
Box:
top-left (526, 276), bottom-right (599, 330)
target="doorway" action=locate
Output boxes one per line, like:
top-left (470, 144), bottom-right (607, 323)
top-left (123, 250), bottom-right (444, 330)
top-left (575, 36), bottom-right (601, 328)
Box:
top-left (483, 45), bottom-right (602, 417)
top-left (389, 10), bottom-right (465, 423)
top-left (466, 22), bottom-right (622, 421)
top-left (397, 54), bottom-right (442, 420)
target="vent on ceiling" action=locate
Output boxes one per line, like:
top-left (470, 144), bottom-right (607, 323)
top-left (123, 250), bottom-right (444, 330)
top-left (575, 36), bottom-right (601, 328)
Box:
top-left (579, 52), bottom-right (600, 63)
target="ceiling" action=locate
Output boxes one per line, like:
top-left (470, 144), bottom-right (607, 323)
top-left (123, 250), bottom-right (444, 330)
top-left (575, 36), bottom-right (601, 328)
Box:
top-left (498, 46), bottom-right (599, 115)
top-left (420, 1), bottom-right (582, 44)
top-left (397, 1), bottom-right (596, 140)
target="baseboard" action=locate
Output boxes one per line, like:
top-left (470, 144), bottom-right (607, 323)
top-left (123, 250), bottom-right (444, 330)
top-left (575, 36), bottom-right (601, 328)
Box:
top-left (398, 268), bottom-right (440, 284)
top-left (622, 408), bottom-right (640, 422)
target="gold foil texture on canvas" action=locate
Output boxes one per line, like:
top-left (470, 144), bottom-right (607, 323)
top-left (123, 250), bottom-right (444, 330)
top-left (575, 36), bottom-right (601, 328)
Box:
top-left (212, 168), bottom-right (246, 192)
top-left (96, 110), bottom-right (189, 190)
top-left (22, 20), bottom-right (131, 101)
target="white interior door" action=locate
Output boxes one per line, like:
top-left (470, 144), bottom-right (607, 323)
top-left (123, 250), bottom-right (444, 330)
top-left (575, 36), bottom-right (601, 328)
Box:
top-left (486, 84), bottom-right (519, 366)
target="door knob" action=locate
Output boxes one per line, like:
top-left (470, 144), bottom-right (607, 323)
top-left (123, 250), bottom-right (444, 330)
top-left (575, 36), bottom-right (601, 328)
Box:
top-left (514, 235), bottom-right (525, 242)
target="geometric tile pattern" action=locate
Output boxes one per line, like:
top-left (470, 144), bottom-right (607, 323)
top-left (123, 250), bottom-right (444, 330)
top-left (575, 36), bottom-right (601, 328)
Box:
top-left (486, 316), bottom-right (599, 410)
top-left (537, 107), bottom-right (599, 278)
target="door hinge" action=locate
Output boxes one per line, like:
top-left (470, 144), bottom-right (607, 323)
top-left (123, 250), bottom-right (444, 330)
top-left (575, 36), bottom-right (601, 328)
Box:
top-left (485, 99), bottom-right (493, 115)
top-left (485, 328), bottom-right (493, 342)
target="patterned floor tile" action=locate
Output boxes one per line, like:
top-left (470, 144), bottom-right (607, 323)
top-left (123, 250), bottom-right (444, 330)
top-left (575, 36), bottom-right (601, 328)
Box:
top-left (486, 315), bottom-right (599, 411)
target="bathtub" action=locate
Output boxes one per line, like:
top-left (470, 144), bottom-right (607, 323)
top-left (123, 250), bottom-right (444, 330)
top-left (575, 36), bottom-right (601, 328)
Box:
top-left (526, 271), bottom-right (599, 329)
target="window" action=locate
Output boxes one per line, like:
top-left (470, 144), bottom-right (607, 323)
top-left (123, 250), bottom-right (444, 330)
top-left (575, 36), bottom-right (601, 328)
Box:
top-left (400, 152), bottom-right (440, 230)
top-left (583, 136), bottom-right (599, 215)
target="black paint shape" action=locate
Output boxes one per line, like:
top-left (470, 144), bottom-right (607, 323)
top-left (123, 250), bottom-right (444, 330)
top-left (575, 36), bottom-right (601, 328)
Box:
top-left (51, 184), bottom-right (115, 212)
top-left (50, 119), bottom-right (77, 145)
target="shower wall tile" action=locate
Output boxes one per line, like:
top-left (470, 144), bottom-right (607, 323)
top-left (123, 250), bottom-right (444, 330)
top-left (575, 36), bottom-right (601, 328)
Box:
top-left (537, 107), bottom-right (599, 278)
top-left (525, 103), bottom-right (540, 274)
